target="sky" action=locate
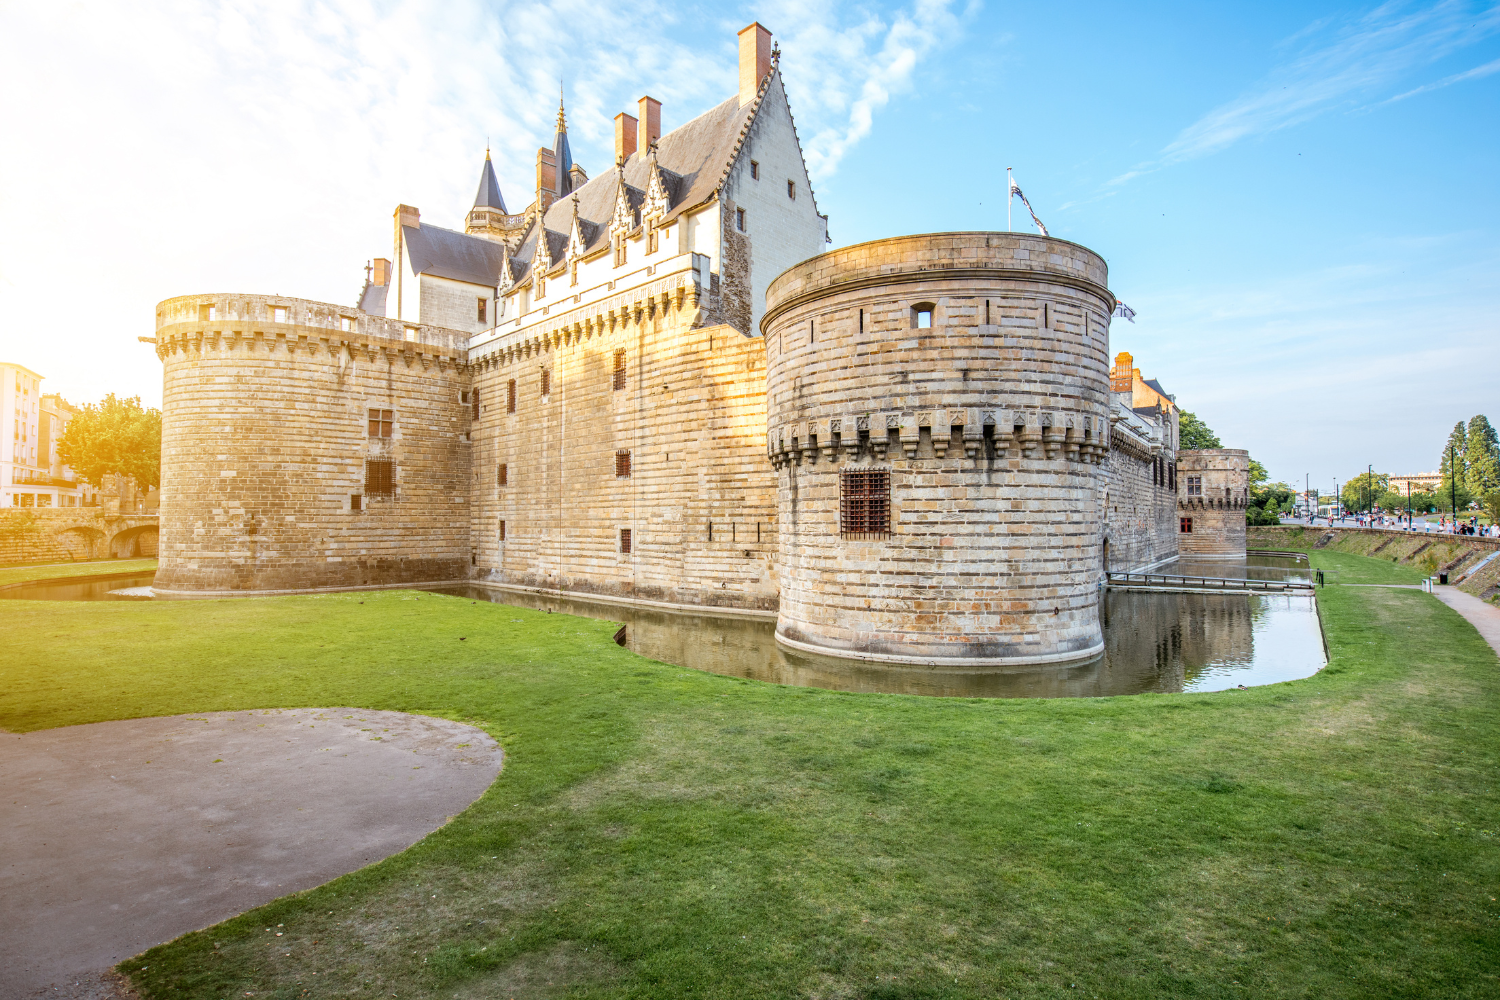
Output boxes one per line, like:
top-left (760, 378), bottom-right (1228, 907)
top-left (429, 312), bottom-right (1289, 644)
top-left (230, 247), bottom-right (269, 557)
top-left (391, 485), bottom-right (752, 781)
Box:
top-left (1, 0), bottom-right (1496, 492)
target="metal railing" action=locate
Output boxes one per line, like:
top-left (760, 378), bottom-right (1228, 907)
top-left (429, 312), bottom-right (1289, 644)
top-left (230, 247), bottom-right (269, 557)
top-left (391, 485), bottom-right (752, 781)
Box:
top-left (1106, 571), bottom-right (1315, 593)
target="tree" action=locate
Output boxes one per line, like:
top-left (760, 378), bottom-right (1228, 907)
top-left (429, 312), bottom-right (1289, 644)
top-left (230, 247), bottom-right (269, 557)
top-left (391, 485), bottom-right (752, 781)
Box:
top-left (1248, 458), bottom-right (1269, 488)
top-left (1483, 490), bottom-right (1500, 528)
top-left (1440, 420), bottom-right (1467, 482)
top-left (1433, 476), bottom-right (1474, 514)
top-left (56, 394), bottom-right (162, 493)
top-left (1466, 415), bottom-right (1500, 496)
top-left (1340, 472), bottom-right (1388, 514)
top-left (1178, 410), bottom-right (1222, 450)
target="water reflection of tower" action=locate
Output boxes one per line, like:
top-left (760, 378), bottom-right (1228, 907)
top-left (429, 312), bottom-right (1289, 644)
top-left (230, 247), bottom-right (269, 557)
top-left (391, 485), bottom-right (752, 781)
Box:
top-left (1178, 595), bottom-right (1256, 685)
top-left (1103, 591), bottom-right (1257, 692)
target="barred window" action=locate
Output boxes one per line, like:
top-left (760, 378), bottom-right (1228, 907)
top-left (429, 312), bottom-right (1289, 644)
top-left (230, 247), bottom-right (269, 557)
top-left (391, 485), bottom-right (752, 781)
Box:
top-left (507, 379), bottom-right (517, 413)
top-left (615, 449), bottom-right (631, 478)
top-left (620, 528), bottom-right (632, 554)
top-left (540, 367), bottom-right (551, 397)
top-left (497, 463), bottom-right (507, 487)
top-left (840, 469), bottom-right (891, 539)
top-left (613, 349), bottom-right (627, 391)
top-left (367, 408), bottom-right (393, 438)
top-left (498, 519), bottom-right (506, 542)
top-left (471, 388), bottom-right (480, 422)
top-left (364, 459), bottom-right (395, 497)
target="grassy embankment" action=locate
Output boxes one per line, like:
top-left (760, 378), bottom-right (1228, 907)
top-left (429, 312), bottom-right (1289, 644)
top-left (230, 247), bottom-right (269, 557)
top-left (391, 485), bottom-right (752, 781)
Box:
top-left (0, 557), bottom-right (157, 588)
top-left (2, 555), bottom-right (1498, 998)
top-left (1251, 525), bottom-right (1498, 597)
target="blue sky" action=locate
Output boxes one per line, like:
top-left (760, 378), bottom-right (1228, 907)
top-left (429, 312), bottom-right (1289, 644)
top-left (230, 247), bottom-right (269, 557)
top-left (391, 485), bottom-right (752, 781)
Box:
top-left (1, 0), bottom-right (1495, 491)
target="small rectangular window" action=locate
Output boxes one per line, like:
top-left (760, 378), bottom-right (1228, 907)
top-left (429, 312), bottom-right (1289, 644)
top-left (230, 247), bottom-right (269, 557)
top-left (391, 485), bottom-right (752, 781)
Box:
top-left (477, 298), bottom-right (487, 323)
top-left (858, 308), bottom-right (864, 333)
top-left (787, 180), bottom-right (796, 200)
top-left (648, 227), bottom-right (658, 254)
top-left (571, 262), bottom-right (579, 286)
top-left (613, 349), bottom-right (627, 391)
top-left (1187, 475), bottom-right (1202, 496)
top-left (364, 459), bottom-right (395, 497)
top-left (1181, 517), bottom-right (1193, 534)
top-left (340, 316), bottom-right (354, 332)
top-left (507, 379), bottom-right (517, 413)
top-left (615, 449), bottom-right (631, 478)
top-left (497, 463), bottom-right (507, 487)
top-left (840, 469), bottom-right (891, 539)
top-left (614, 241), bottom-right (626, 267)
top-left (736, 207), bottom-right (745, 232)
top-left (498, 519), bottom-right (506, 541)
top-left (350, 494), bottom-right (362, 512)
top-left (272, 306), bottom-right (288, 323)
top-left (750, 160), bottom-right (759, 179)
top-left (916, 309), bottom-right (932, 329)
top-left (404, 327), bottom-right (417, 342)
top-left (472, 389), bottom-right (480, 422)
top-left (540, 367), bottom-right (551, 397)
top-left (809, 319), bottom-right (815, 344)
top-left (367, 408), bottom-right (393, 438)
top-left (620, 528), bottom-right (632, 554)
top-left (537, 276), bottom-right (546, 298)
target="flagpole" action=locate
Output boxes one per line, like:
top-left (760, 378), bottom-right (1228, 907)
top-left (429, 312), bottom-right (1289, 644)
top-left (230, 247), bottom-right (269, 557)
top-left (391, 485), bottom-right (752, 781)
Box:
top-left (1006, 167), bottom-right (1012, 232)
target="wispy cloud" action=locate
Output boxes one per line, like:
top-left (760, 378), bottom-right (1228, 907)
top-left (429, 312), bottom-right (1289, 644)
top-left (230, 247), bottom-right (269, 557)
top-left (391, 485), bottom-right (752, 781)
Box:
top-left (1377, 52), bottom-right (1500, 103)
top-left (1105, 0), bottom-right (1500, 186)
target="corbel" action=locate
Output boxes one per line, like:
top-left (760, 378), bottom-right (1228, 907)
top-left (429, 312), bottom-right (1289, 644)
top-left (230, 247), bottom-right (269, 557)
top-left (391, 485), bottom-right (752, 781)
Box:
top-left (900, 413), bottom-right (921, 459)
top-left (962, 409), bottom-right (985, 459)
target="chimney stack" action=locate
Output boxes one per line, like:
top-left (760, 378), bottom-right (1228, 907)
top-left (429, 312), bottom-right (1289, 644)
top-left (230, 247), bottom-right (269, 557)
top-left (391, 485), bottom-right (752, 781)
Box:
top-left (372, 258), bottom-right (391, 286)
top-left (637, 96), bottom-right (661, 153)
top-left (615, 112), bottom-right (638, 164)
top-left (395, 205), bottom-right (419, 231)
top-left (738, 23), bottom-right (772, 106)
top-left (535, 147), bottom-right (557, 210)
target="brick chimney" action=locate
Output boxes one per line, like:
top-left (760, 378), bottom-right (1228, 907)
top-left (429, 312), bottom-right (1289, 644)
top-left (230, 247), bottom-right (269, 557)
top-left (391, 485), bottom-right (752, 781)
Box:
top-left (536, 147), bottom-right (557, 211)
top-left (1110, 351), bottom-right (1134, 393)
top-left (615, 112), bottom-right (638, 164)
top-left (372, 258), bottom-right (390, 286)
top-left (637, 96), bottom-right (661, 152)
top-left (738, 23), bottom-right (772, 106)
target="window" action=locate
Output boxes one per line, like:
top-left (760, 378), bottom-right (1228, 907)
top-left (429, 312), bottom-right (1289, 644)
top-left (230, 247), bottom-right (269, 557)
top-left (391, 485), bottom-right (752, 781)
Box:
top-left (620, 528), bottom-right (632, 554)
top-left (404, 327), bottom-right (417, 342)
top-left (1186, 475), bottom-right (1202, 497)
top-left (736, 207), bottom-right (745, 232)
top-left (840, 469), bottom-right (891, 539)
top-left (340, 316), bottom-right (354, 332)
top-left (809, 319), bottom-right (815, 344)
top-left (471, 389), bottom-right (480, 422)
top-left (536, 276), bottom-right (546, 298)
top-left (570, 262), bottom-right (579, 286)
top-left (913, 303), bottom-right (934, 329)
top-left (498, 520), bottom-right (506, 541)
top-left (615, 449), bottom-right (631, 478)
top-left (540, 367), bottom-right (551, 397)
top-left (477, 298), bottom-right (487, 323)
top-left (858, 308), bottom-right (864, 334)
top-left (367, 408), bottom-right (393, 438)
top-left (787, 180), bottom-right (796, 199)
top-left (613, 349), bottom-right (627, 391)
top-left (364, 459), bottom-right (395, 497)
top-left (647, 225), bottom-right (658, 254)
top-left (1180, 517), bottom-right (1193, 534)
top-left (497, 463), bottom-right (507, 487)
top-left (272, 306), bottom-right (288, 323)
top-left (350, 494), bottom-right (362, 512)
top-left (507, 379), bottom-right (517, 413)
top-left (750, 160), bottom-right (759, 179)
top-left (198, 304), bottom-right (216, 322)
top-left (613, 240), bottom-right (626, 268)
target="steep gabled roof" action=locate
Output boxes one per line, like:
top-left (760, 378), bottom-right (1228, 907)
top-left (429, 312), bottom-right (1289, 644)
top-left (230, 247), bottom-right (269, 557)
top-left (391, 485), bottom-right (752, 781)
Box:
top-left (473, 152), bottom-right (506, 212)
top-left (403, 223), bottom-right (506, 286)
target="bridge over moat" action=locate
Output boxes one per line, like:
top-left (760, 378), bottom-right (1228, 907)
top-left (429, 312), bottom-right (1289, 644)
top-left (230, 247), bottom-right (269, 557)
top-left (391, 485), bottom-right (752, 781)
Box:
top-left (0, 509), bottom-right (159, 564)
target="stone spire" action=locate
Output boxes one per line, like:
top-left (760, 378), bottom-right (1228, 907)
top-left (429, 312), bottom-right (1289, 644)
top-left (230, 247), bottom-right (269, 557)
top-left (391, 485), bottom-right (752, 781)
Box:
top-left (472, 144), bottom-right (507, 213)
top-left (552, 87), bottom-right (574, 197)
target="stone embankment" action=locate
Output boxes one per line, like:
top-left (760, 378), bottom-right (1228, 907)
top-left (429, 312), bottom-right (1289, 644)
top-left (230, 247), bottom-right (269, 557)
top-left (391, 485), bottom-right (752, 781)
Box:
top-left (0, 509), bottom-right (159, 565)
top-left (1249, 525), bottom-right (1500, 600)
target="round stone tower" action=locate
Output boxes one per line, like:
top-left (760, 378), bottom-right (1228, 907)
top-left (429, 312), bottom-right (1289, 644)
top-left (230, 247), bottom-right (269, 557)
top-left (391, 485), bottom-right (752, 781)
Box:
top-left (762, 232), bottom-right (1116, 665)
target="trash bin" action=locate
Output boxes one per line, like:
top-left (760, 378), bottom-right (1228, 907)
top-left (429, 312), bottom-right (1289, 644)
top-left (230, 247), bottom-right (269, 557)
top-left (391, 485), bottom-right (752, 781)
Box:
top-left (1439, 573), bottom-right (1448, 585)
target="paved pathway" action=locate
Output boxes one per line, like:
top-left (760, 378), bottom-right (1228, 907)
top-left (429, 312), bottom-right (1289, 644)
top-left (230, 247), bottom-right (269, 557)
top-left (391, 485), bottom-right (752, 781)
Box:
top-left (1433, 586), bottom-right (1500, 660)
top-left (0, 708), bottom-right (503, 999)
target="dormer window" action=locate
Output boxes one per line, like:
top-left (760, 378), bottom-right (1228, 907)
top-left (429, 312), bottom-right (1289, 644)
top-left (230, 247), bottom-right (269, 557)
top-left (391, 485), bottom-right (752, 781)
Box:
top-left (570, 262), bottom-right (579, 286)
top-left (787, 180), bottom-right (796, 200)
top-left (614, 238), bottom-right (626, 268)
top-left (647, 223), bottom-right (658, 254)
top-left (536, 276), bottom-right (546, 299)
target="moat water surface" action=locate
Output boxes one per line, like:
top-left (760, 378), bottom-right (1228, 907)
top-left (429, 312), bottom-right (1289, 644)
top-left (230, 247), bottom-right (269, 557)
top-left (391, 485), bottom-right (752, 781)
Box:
top-left (6, 553), bottom-right (1324, 697)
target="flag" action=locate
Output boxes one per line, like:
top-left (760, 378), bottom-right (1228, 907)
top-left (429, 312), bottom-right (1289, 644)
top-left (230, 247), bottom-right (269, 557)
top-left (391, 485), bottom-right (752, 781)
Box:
top-left (1113, 301), bottom-right (1137, 323)
top-left (1007, 173), bottom-right (1049, 237)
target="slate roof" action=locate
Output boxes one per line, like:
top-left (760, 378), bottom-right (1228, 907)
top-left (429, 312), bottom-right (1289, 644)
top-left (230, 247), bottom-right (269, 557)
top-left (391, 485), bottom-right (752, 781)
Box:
top-left (402, 223), bottom-right (506, 286)
top-left (473, 155), bottom-right (506, 212)
top-left (508, 86), bottom-right (764, 284)
top-left (1143, 378), bottom-right (1171, 400)
top-left (358, 281), bottom-right (388, 315)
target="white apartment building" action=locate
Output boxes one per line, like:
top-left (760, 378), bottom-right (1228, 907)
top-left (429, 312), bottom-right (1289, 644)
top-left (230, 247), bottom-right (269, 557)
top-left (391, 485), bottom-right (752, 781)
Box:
top-left (2, 363), bottom-right (85, 508)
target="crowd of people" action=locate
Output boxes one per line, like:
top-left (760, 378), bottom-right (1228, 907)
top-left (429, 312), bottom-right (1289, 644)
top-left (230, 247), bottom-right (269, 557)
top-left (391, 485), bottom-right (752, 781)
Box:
top-left (1293, 511), bottom-right (1498, 536)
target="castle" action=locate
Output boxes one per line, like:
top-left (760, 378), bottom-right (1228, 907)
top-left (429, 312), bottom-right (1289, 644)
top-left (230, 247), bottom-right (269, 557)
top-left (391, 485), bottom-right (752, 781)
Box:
top-left (146, 23), bottom-right (1246, 667)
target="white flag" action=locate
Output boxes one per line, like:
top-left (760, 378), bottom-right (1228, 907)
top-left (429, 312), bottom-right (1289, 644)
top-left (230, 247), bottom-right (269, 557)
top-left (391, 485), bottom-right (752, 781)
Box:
top-left (1113, 301), bottom-right (1137, 323)
top-left (1007, 173), bottom-right (1049, 237)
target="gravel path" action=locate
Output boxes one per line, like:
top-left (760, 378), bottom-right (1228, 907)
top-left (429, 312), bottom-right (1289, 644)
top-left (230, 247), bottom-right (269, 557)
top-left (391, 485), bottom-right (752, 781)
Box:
top-left (0, 708), bottom-right (503, 999)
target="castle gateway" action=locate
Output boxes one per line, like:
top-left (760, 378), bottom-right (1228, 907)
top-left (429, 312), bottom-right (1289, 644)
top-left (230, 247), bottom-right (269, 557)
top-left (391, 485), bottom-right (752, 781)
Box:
top-left (147, 23), bottom-right (1242, 666)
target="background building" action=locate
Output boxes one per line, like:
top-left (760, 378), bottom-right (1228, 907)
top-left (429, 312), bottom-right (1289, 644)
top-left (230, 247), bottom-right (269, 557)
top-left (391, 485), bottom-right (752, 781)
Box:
top-left (2, 363), bottom-right (84, 509)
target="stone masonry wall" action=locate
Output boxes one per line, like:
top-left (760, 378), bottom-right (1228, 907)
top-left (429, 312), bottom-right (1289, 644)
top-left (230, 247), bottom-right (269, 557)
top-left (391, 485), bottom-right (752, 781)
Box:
top-left (763, 232), bottom-right (1116, 663)
top-left (152, 294), bottom-right (472, 593)
top-left (468, 284), bottom-right (778, 610)
top-left (1104, 443), bottom-right (1179, 571)
top-left (1177, 449), bottom-right (1249, 557)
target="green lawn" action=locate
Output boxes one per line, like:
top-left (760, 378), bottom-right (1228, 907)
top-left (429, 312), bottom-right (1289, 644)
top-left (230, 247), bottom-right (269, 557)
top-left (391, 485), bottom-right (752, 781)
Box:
top-left (3, 561), bottom-right (1498, 998)
top-left (0, 557), bottom-right (157, 588)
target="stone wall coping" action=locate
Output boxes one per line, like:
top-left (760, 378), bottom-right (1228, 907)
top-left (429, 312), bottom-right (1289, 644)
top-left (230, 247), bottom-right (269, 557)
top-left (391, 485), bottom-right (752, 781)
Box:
top-left (154, 292), bottom-right (470, 356)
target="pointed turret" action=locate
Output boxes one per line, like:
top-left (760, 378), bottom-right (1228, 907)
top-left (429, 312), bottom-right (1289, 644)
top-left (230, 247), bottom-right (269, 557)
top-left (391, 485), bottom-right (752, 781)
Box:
top-left (473, 145), bottom-right (507, 213)
top-left (552, 89), bottom-right (575, 196)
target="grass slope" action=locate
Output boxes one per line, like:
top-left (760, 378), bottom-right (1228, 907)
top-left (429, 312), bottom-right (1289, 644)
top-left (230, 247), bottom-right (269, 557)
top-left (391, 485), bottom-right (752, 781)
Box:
top-left (3, 573), bottom-right (1498, 998)
top-left (0, 557), bottom-right (156, 588)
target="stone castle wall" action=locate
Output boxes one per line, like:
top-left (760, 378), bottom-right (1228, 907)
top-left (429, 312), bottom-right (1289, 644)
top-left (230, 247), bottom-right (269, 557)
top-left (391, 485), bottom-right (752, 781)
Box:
top-left (468, 281), bottom-right (779, 610)
top-left (1177, 449), bottom-right (1249, 557)
top-left (1104, 430), bottom-right (1179, 572)
top-left (151, 294), bottom-right (472, 593)
top-left (762, 232), bottom-right (1116, 664)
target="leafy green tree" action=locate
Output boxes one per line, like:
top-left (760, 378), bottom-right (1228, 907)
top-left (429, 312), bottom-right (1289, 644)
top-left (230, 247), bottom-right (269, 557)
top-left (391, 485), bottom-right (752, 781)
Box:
top-left (1434, 476), bottom-right (1474, 514)
top-left (1466, 415), bottom-right (1499, 495)
top-left (1178, 410), bottom-right (1221, 450)
top-left (1483, 490), bottom-right (1500, 528)
top-left (1248, 458), bottom-right (1269, 488)
top-left (1409, 489), bottom-right (1440, 514)
top-left (1340, 472), bottom-right (1388, 513)
top-left (1440, 420), bottom-right (1467, 481)
top-left (1377, 488), bottom-right (1409, 512)
top-left (56, 394), bottom-right (162, 493)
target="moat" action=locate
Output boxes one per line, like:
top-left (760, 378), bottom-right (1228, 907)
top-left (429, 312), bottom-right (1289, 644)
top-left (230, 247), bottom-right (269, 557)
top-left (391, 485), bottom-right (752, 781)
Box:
top-left (6, 554), bottom-right (1323, 698)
